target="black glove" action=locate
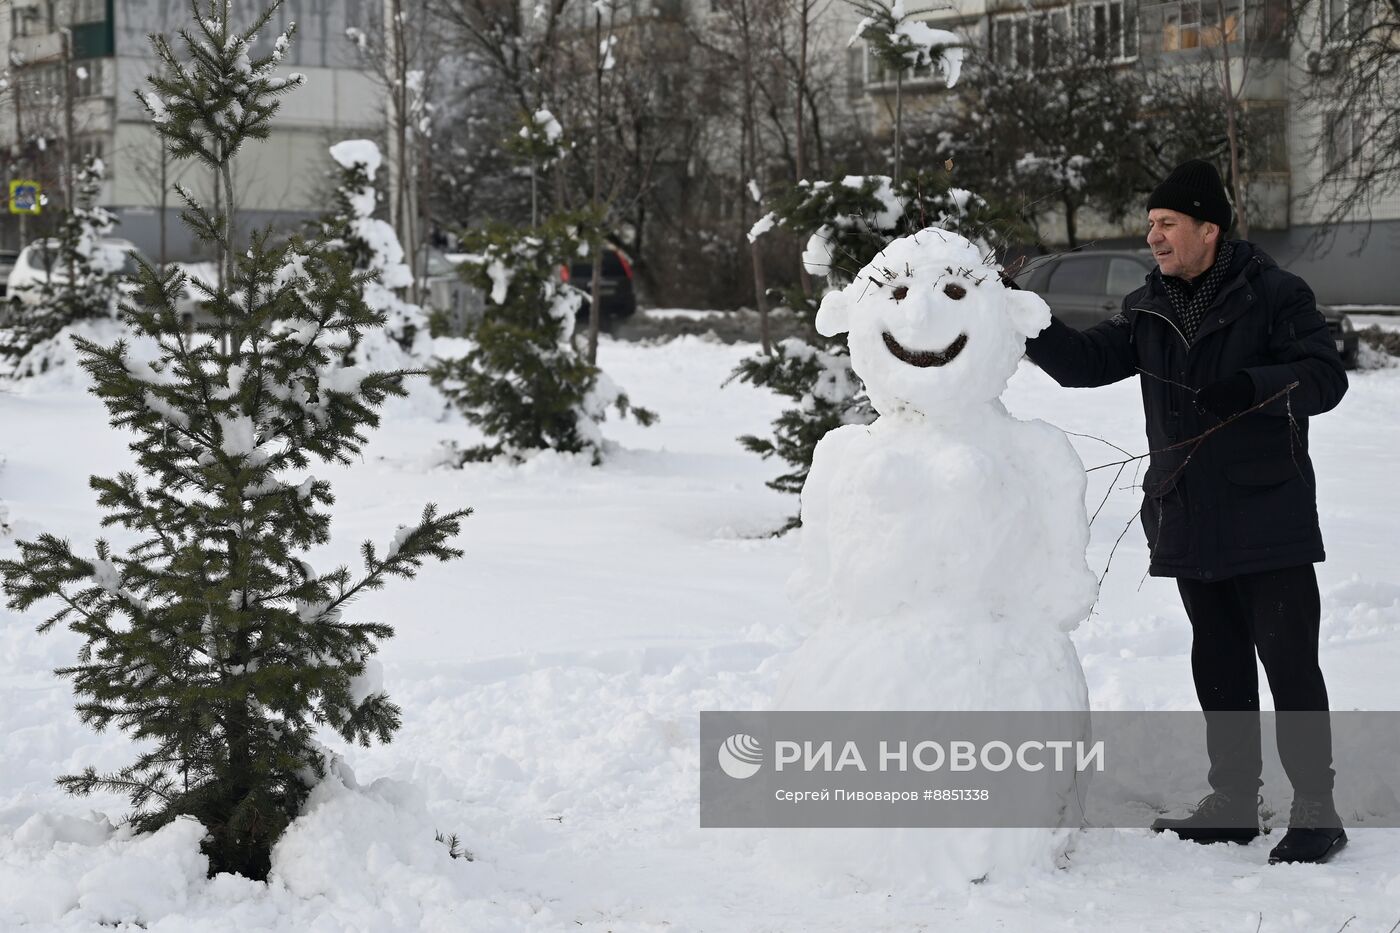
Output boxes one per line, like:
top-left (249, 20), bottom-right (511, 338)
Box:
top-left (1194, 372), bottom-right (1255, 420)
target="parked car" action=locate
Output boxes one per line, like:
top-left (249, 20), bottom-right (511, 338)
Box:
top-left (422, 250), bottom-right (486, 337)
top-left (7, 237), bottom-right (145, 308)
top-left (0, 249), bottom-right (18, 299)
top-left (1014, 249), bottom-right (1359, 369)
top-left (563, 245), bottom-right (637, 328)
top-left (7, 238), bottom-right (210, 325)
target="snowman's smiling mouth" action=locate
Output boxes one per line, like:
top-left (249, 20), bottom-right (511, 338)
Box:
top-left (882, 331), bottom-right (968, 368)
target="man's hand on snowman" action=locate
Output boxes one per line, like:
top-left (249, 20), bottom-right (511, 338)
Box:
top-left (1194, 372), bottom-right (1256, 421)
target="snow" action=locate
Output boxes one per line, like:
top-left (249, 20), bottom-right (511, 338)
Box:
top-left (528, 108), bottom-right (562, 143)
top-left (141, 92), bottom-right (171, 124)
top-left (485, 257), bottom-right (513, 304)
top-left (143, 389), bottom-right (191, 428)
top-left (3, 331), bottom-right (1400, 929)
top-left (217, 414), bottom-right (257, 456)
top-left (800, 223), bottom-right (835, 275)
top-left (747, 210), bottom-right (777, 243)
top-left (893, 20), bottom-right (963, 87)
top-left (321, 365), bottom-right (367, 396)
top-left (328, 138), bottom-right (382, 178)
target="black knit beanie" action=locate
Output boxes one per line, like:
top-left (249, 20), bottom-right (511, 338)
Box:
top-left (1147, 159), bottom-right (1233, 231)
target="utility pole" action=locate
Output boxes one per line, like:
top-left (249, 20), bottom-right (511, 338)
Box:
top-left (61, 26), bottom-right (76, 290)
top-left (61, 27), bottom-right (75, 210)
top-left (14, 49), bottom-right (29, 247)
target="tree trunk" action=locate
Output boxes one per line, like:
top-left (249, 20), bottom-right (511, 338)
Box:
top-left (1217, 0), bottom-right (1249, 238)
top-left (752, 239), bottom-right (771, 352)
top-left (159, 147), bottom-right (169, 267)
top-left (894, 69), bottom-right (903, 183)
top-left (63, 30), bottom-right (76, 292)
top-left (795, 0), bottom-right (809, 182)
top-left (588, 9), bottom-right (605, 364)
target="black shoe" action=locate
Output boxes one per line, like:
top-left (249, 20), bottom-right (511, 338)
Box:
top-left (1151, 790), bottom-right (1260, 844)
top-left (1268, 795), bottom-right (1348, 864)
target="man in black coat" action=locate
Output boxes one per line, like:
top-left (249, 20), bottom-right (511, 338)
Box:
top-left (1021, 160), bottom-right (1349, 864)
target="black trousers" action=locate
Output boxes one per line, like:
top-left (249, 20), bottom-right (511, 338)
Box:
top-left (1176, 564), bottom-right (1335, 798)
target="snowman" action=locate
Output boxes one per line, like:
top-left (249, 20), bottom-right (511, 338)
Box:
top-left (772, 227), bottom-right (1098, 888)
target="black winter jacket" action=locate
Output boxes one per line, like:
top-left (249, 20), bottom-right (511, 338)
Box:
top-left (1024, 240), bottom-right (1348, 581)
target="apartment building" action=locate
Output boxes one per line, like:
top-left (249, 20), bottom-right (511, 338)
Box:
top-left (0, 0), bottom-right (383, 262)
top-left (842, 0), bottom-right (1399, 305)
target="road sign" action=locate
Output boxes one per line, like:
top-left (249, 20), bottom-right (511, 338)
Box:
top-left (9, 180), bottom-right (41, 215)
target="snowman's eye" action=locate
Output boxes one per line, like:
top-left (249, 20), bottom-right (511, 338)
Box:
top-left (943, 283), bottom-right (967, 300)
top-left (892, 285), bottom-right (908, 301)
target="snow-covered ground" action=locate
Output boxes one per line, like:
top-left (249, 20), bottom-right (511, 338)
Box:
top-left (3, 332), bottom-right (1400, 931)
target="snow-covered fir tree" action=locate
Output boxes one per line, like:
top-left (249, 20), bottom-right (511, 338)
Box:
top-left (1, 155), bottom-right (126, 377)
top-left (732, 170), bottom-right (1014, 525)
top-left (429, 215), bottom-right (655, 464)
top-left (0, 1), bottom-right (468, 880)
top-left (507, 108), bottom-right (568, 227)
top-left (308, 138), bottom-right (429, 364)
top-left (846, 0), bottom-right (962, 181)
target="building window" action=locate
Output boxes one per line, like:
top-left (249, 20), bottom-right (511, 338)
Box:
top-left (990, 1), bottom-right (1136, 71)
top-left (70, 0), bottom-right (105, 25)
top-left (1201, 0), bottom-right (1244, 46)
top-left (12, 1), bottom-right (55, 37)
top-left (1163, 0), bottom-right (1243, 51)
top-left (1250, 103), bottom-right (1288, 172)
top-left (74, 58), bottom-right (104, 98)
top-left (1162, 0), bottom-right (1200, 50)
top-left (1326, 110), bottom-right (1372, 174)
top-left (74, 134), bottom-right (106, 168)
top-left (863, 39), bottom-right (940, 86)
top-left (1321, 0), bottom-right (1368, 44)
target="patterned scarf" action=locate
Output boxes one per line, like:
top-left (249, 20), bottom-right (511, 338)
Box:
top-left (1161, 240), bottom-right (1236, 344)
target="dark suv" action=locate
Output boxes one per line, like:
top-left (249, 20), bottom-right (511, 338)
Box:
top-left (564, 245), bottom-right (637, 329)
top-left (1014, 250), bottom-right (1359, 369)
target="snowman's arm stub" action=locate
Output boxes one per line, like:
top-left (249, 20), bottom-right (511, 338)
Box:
top-left (793, 423), bottom-right (869, 602)
top-left (1020, 419), bottom-right (1100, 627)
top-left (1023, 304), bottom-right (1136, 389)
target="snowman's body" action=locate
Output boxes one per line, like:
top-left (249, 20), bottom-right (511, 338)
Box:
top-left (772, 228), bottom-right (1097, 887)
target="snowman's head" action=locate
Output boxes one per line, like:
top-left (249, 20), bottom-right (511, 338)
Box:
top-left (815, 228), bottom-right (1050, 416)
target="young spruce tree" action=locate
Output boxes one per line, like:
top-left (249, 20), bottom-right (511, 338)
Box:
top-left (308, 139), bottom-right (428, 361)
top-left (430, 213), bottom-right (655, 464)
top-left (0, 1), bottom-right (468, 880)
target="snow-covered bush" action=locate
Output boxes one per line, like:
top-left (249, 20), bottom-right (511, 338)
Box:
top-left (308, 138), bottom-right (429, 363)
top-left (0, 2), bottom-right (468, 881)
top-left (429, 216), bottom-right (655, 464)
top-left (1, 155), bottom-right (126, 377)
top-left (732, 171), bottom-right (1010, 524)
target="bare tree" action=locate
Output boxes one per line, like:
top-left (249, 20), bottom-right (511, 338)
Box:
top-left (1203, 0), bottom-right (1254, 236)
top-left (121, 131), bottom-right (196, 266)
top-left (700, 0), bottom-right (790, 350)
top-left (929, 46), bottom-right (1145, 249)
top-left (1288, 0), bottom-right (1399, 242)
top-left (427, 0), bottom-right (573, 116)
